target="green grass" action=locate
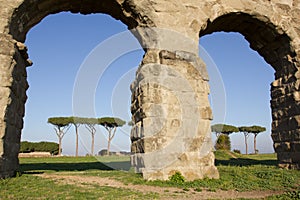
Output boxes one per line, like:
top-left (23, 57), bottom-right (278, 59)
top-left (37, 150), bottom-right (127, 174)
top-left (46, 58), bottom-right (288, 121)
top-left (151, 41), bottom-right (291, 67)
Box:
top-left (268, 190), bottom-right (300, 199)
top-left (20, 155), bottom-right (131, 172)
top-left (0, 151), bottom-right (299, 199)
top-left (0, 174), bottom-right (158, 200)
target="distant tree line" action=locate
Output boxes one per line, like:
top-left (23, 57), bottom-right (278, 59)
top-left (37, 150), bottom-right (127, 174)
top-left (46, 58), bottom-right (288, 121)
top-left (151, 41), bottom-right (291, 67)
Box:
top-left (211, 124), bottom-right (266, 154)
top-left (47, 116), bottom-right (126, 156)
top-left (20, 141), bottom-right (59, 155)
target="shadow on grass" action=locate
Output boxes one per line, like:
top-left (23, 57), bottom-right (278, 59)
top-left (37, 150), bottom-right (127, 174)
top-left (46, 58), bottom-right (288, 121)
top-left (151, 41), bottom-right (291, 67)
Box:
top-left (215, 158), bottom-right (278, 167)
top-left (20, 161), bottom-right (131, 172)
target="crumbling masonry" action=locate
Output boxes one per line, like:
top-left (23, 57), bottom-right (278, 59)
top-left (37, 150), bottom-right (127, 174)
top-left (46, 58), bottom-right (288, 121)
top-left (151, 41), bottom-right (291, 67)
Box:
top-left (0, 0), bottom-right (299, 179)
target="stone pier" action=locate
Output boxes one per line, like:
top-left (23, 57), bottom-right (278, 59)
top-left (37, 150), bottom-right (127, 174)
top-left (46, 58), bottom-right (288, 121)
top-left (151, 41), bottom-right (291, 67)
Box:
top-left (130, 49), bottom-right (219, 180)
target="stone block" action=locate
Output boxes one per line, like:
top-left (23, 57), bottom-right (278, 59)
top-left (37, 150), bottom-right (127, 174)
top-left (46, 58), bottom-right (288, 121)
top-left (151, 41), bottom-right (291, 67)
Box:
top-left (0, 55), bottom-right (14, 72)
top-left (139, 151), bottom-right (219, 181)
top-left (159, 50), bottom-right (176, 60)
top-left (141, 117), bottom-right (181, 139)
top-left (290, 152), bottom-right (300, 162)
top-left (290, 142), bottom-right (300, 151)
top-left (280, 131), bottom-right (293, 142)
top-left (272, 115), bottom-right (300, 133)
top-left (0, 35), bottom-right (15, 56)
top-left (274, 142), bottom-right (291, 152)
top-left (186, 137), bottom-right (206, 152)
top-left (0, 139), bottom-right (3, 157)
top-left (271, 133), bottom-right (281, 142)
top-left (271, 78), bottom-right (283, 88)
top-left (201, 106), bottom-right (213, 120)
top-left (130, 122), bottom-right (142, 142)
top-left (292, 130), bottom-right (300, 140)
top-left (0, 73), bottom-right (13, 87)
top-left (131, 140), bottom-right (145, 153)
top-left (277, 152), bottom-right (300, 165)
top-left (271, 87), bottom-right (285, 99)
top-left (277, 152), bottom-right (292, 163)
top-left (142, 49), bottom-right (160, 64)
top-left (132, 108), bottom-right (144, 123)
top-left (0, 97), bottom-right (11, 122)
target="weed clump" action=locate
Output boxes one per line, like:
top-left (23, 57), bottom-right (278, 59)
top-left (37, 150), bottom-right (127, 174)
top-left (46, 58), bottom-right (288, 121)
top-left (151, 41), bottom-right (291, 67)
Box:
top-left (169, 172), bottom-right (185, 184)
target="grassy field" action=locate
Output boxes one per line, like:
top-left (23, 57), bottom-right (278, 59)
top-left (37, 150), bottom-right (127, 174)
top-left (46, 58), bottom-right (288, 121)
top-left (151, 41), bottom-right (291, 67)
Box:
top-left (0, 151), bottom-right (299, 199)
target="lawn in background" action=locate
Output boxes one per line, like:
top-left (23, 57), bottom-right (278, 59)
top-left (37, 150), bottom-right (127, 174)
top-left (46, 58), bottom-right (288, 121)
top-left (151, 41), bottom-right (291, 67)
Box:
top-left (0, 151), bottom-right (299, 199)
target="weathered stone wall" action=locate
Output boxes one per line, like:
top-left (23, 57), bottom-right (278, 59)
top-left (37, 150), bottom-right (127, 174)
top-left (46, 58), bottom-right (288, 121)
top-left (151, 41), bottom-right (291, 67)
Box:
top-left (0, 34), bottom-right (29, 178)
top-left (130, 49), bottom-right (218, 180)
top-left (0, 0), bottom-right (299, 179)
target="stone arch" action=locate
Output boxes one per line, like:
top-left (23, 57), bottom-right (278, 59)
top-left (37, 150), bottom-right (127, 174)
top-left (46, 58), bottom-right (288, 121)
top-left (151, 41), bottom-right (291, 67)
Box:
top-left (0, 0), bottom-right (154, 178)
top-left (199, 12), bottom-right (300, 169)
top-left (1, 0), bottom-right (299, 180)
top-left (8, 0), bottom-right (154, 42)
top-left (200, 12), bottom-right (296, 74)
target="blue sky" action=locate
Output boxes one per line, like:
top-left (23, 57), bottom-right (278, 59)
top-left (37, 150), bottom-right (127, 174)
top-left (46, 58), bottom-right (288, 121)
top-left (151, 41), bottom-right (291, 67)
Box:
top-left (23, 12), bottom-right (275, 155)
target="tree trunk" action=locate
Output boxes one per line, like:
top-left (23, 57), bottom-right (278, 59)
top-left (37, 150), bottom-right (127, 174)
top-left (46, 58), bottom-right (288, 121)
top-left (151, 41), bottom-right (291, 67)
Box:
top-left (91, 133), bottom-right (94, 156)
top-left (254, 134), bottom-right (257, 154)
top-left (58, 136), bottom-right (62, 156)
top-left (75, 132), bottom-right (78, 157)
top-left (107, 130), bottom-right (112, 156)
top-left (75, 125), bottom-right (79, 157)
top-left (244, 133), bottom-right (248, 155)
top-left (107, 139), bottom-right (111, 156)
top-left (54, 125), bottom-right (70, 156)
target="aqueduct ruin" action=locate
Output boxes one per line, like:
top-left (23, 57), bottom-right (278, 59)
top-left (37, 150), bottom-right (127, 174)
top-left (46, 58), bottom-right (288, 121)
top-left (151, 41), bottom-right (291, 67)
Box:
top-left (0, 0), bottom-right (299, 179)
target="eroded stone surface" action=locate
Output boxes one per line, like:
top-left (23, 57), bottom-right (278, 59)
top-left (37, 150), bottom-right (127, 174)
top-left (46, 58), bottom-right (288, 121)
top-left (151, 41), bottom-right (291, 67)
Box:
top-left (0, 0), bottom-right (299, 179)
top-left (130, 49), bottom-right (218, 180)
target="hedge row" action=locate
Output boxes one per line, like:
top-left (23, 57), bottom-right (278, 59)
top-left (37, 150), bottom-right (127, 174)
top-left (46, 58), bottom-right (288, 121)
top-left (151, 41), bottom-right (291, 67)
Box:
top-left (20, 141), bottom-right (59, 155)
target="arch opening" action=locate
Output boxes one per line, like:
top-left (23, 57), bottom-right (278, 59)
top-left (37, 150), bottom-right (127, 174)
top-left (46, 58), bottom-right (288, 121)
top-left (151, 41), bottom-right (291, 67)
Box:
top-left (23, 13), bottom-right (143, 156)
top-left (8, 0), bottom-right (151, 42)
top-left (0, 0), bottom-right (148, 178)
top-left (200, 12), bottom-right (297, 78)
top-left (200, 12), bottom-right (300, 169)
top-left (200, 31), bottom-right (274, 154)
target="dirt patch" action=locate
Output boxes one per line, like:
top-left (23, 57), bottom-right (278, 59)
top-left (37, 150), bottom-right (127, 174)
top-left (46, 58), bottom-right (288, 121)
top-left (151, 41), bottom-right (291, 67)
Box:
top-left (36, 173), bottom-right (283, 199)
top-left (225, 151), bottom-right (238, 159)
